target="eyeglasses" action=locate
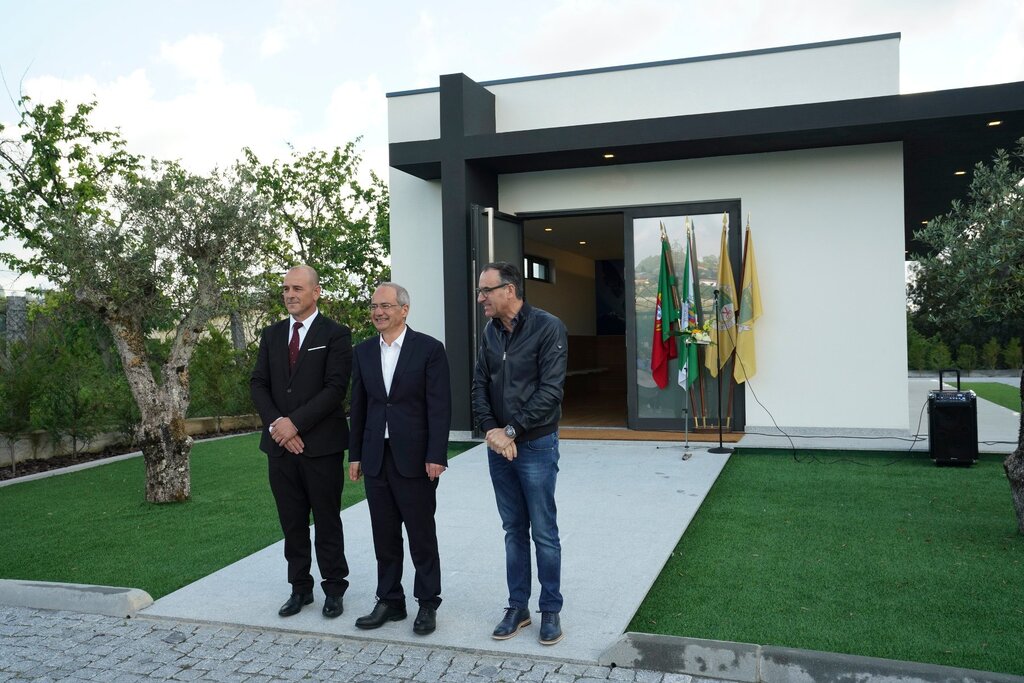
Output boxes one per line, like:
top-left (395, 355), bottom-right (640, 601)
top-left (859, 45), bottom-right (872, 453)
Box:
top-left (368, 303), bottom-right (402, 311)
top-left (475, 283), bottom-right (508, 297)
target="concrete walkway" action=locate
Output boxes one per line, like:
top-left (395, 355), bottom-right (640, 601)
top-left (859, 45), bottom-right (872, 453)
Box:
top-left (142, 440), bottom-right (728, 665)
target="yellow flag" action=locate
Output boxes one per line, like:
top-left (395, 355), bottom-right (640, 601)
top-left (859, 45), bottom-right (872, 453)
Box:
top-left (705, 216), bottom-right (738, 377)
top-left (733, 225), bottom-right (762, 384)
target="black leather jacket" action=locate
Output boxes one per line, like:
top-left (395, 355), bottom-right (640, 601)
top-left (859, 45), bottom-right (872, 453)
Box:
top-left (472, 302), bottom-right (568, 441)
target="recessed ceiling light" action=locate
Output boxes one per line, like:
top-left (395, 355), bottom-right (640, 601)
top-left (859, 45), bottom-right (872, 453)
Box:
top-left (987, 120), bottom-right (1003, 127)
top-left (579, 240), bottom-right (587, 245)
top-left (954, 170), bottom-right (967, 176)
top-left (603, 153), bottom-right (615, 159)
top-left (544, 227), bottom-right (553, 232)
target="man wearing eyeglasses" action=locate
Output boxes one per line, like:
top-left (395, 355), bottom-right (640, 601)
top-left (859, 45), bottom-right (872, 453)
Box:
top-left (472, 261), bottom-right (568, 645)
top-left (348, 283), bottom-right (452, 635)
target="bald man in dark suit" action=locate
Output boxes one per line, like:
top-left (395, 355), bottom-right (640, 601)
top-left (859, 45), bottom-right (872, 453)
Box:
top-left (251, 265), bottom-right (352, 619)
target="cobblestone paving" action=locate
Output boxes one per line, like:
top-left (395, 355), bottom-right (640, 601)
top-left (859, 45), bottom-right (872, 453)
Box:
top-left (0, 607), bottom-right (712, 683)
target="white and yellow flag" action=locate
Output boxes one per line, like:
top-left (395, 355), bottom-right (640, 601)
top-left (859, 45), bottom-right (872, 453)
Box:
top-left (733, 222), bottom-right (762, 384)
top-left (705, 214), bottom-right (738, 377)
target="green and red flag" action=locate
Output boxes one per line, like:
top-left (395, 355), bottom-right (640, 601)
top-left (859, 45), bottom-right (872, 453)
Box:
top-left (651, 232), bottom-right (680, 389)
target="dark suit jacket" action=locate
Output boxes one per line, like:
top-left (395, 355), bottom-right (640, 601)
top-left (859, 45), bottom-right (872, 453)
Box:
top-left (250, 313), bottom-right (352, 457)
top-left (349, 327), bottom-right (451, 478)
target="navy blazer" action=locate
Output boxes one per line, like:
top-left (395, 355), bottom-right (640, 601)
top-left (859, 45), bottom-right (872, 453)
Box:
top-left (349, 327), bottom-right (452, 478)
top-left (250, 313), bottom-right (352, 457)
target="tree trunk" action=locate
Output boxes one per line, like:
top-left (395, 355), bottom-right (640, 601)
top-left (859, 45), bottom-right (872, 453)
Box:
top-left (229, 310), bottom-right (247, 353)
top-left (1003, 370), bottom-right (1024, 534)
top-left (139, 415), bottom-right (192, 503)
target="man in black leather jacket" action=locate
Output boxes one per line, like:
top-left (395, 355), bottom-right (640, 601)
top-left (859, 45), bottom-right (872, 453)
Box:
top-left (471, 261), bottom-right (568, 646)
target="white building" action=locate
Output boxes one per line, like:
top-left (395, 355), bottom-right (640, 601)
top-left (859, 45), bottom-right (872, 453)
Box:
top-left (386, 33), bottom-right (1024, 439)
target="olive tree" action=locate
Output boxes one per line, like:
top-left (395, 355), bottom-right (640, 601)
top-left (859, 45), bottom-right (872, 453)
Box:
top-left (242, 143), bottom-right (390, 340)
top-left (910, 139), bottom-right (1024, 532)
top-left (0, 98), bottom-right (269, 502)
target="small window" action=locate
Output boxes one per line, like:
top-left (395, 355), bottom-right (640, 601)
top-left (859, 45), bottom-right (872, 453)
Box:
top-left (524, 254), bottom-right (552, 283)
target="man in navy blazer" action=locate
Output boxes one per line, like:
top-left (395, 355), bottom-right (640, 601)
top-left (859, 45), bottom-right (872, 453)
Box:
top-left (250, 265), bottom-right (352, 620)
top-left (348, 282), bottom-right (452, 635)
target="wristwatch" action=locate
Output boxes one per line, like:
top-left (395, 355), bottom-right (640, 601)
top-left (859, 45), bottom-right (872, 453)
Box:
top-left (504, 424), bottom-right (517, 439)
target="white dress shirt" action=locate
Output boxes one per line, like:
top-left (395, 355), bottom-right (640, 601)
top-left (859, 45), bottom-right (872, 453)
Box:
top-left (380, 325), bottom-right (408, 438)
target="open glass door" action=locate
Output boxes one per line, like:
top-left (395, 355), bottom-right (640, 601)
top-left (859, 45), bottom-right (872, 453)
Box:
top-left (469, 203), bottom-right (524, 368)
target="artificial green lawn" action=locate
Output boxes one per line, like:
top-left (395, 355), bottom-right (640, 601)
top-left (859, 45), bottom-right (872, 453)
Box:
top-left (629, 449), bottom-right (1023, 676)
top-left (961, 381), bottom-right (1022, 413)
top-left (0, 433), bottom-right (475, 600)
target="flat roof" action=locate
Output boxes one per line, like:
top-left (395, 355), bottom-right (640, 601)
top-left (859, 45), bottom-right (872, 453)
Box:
top-left (390, 79), bottom-right (1024, 254)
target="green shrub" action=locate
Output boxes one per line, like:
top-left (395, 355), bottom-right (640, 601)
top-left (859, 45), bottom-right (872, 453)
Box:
top-left (187, 327), bottom-right (255, 419)
top-left (1005, 337), bottom-right (1023, 370)
top-left (928, 337), bottom-right (952, 370)
top-left (955, 344), bottom-right (977, 373)
top-left (907, 323), bottom-right (930, 371)
top-left (980, 337), bottom-right (1002, 369)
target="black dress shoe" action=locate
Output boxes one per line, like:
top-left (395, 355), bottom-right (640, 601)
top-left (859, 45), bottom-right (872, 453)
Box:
top-left (413, 606), bottom-right (436, 635)
top-left (355, 601), bottom-right (407, 630)
top-left (322, 595), bottom-right (344, 619)
top-left (278, 592), bottom-right (313, 617)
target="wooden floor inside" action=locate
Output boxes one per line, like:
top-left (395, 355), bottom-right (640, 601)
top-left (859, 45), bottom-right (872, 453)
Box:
top-left (560, 387), bottom-right (741, 442)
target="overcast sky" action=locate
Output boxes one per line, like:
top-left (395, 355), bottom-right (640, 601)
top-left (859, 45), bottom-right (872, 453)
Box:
top-left (2, 0), bottom-right (1023, 292)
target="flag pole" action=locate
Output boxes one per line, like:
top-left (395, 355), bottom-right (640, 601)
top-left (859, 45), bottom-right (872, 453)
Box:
top-left (661, 221), bottom-right (691, 459)
top-left (709, 214), bottom-right (734, 455)
top-left (690, 226), bottom-right (708, 428)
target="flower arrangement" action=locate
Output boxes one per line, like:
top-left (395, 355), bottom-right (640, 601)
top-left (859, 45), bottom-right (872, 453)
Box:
top-left (677, 319), bottom-right (713, 345)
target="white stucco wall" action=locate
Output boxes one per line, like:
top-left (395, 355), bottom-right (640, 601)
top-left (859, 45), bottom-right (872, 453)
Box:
top-left (388, 169), bottom-right (446, 343)
top-left (499, 143), bottom-right (908, 432)
top-left (490, 37), bottom-right (899, 132)
top-left (388, 90), bottom-right (440, 144)
top-left (387, 36), bottom-right (899, 142)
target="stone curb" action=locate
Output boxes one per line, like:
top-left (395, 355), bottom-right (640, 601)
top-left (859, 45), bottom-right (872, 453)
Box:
top-left (599, 633), bottom-right (1024, 683)
top-left (0, 579), bottom-right (153, 618)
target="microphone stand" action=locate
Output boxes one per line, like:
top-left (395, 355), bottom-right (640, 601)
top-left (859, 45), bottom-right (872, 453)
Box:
top-left (708, 289), bottom-right (733, 455)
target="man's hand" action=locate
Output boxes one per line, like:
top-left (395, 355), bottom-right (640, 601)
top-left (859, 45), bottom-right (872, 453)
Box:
top-left (485, 427), bottom-right (513, 452)
top-left (349, 462), bottom-right (362, 482)
top-left (271, 417), bottom-right (299, 445)
top-left (501, 441), bottom-right (517, 461)
top-left (281, 434), bottom-right (305, 454)
top-left (426, 463), bottom-right (447, 481)
top-left (485, 428), bottom-right (517, 461)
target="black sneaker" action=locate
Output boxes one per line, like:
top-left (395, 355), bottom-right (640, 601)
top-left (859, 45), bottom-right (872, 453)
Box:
top-left (491, 607), bottom-right (531, 640)
top-left (539, 611), bottom-right (563, 645)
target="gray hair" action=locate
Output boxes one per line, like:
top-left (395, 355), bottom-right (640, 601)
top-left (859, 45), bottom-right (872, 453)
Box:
top-left (377, 282), bottom-right (410, 306)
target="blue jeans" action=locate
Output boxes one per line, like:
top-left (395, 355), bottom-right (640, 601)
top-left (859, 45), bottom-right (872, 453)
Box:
top-left (487, 431), bottom-right (562, 612)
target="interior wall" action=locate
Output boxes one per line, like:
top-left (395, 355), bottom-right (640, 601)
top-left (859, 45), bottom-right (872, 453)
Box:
top-left (522, 240), bottom-right (596, 336)
top-left (500, 143), bottom-right (908, 432)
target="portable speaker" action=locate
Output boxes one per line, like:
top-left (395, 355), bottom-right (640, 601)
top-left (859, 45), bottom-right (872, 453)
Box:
top-left (927, 369), bottom-right (978, 466)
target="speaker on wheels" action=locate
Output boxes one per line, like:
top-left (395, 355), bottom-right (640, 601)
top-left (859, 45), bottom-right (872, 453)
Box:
top-left (928, 369), bottom-right (978, 467)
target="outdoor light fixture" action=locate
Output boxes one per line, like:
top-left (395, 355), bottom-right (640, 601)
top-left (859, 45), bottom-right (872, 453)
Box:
top-left (544, 227), bottom-right (553, 232)
top-left (954, 170), bottom-right (967, 176)
top-left (579, 240), bottom-right (587, 245)
top-left (603, 153), bottom-right (615, 159)
top-left (987, 120), bottom-right (1003, 127)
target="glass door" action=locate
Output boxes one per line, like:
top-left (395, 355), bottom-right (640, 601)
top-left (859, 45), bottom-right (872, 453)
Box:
top-left (625, 201), bottom-right (743, 431)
